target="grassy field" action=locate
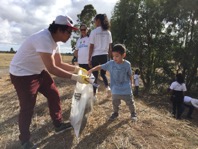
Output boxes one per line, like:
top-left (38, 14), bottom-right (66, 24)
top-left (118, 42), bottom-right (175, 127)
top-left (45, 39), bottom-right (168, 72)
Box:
top-left (0, 53), bottom-right (198, 149)
top-left (0, 53), bottom-right (73, 69)
top-left (0, 53), bottom-right (15, 69)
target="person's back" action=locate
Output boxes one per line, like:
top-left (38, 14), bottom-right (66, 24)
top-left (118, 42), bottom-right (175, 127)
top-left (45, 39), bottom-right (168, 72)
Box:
top-left (89, 26), bottom-right (112, 56)
top-left (88, 13), bottom-right (112, 98)
top-left (169, 73), bottom-right (187, 119)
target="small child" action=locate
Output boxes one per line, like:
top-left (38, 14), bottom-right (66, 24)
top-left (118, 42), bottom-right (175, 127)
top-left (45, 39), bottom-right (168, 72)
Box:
top-left (133, 69), bottom-right (140, 96)
top-left (88, 44), bottom-right (137, 121)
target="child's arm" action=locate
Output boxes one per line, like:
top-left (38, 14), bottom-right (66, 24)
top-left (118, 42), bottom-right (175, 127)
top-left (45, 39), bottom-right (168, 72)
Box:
top-left (88, 65), bottom-right (102, 75)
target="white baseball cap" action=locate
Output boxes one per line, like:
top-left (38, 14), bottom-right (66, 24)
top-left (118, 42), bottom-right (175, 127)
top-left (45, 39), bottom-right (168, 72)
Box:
top-left (191, 98), bottom-right (198, 109)
top-left (54, 15), bottom-right (78, 31)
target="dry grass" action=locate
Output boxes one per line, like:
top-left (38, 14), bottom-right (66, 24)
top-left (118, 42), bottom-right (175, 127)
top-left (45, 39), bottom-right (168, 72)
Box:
top-left (0, 53), bottom-right (73, 69)
top-left (0, 53), bottom-right (198, 149)
top-left (0, 53), bottom-right (15, 69)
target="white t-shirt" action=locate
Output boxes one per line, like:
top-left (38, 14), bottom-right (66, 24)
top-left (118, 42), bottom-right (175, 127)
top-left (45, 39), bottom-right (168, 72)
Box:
top-left (184, 96), bottom-right (192, 103)
top-left (169, 81), bottom-right (187, 91)
top-left (76, 36), bottom-right (89, 64)
top-left (10, 29), bottom-right (59, 76)
top-left (134, 74), bottom-right (139, 86)
top-left (89, 26), bottom-right (112, 56)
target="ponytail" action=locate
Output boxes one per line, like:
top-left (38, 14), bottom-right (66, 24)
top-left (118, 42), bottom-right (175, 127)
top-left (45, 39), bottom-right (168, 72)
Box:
top-left (95, 14), bottom-right (110, 30)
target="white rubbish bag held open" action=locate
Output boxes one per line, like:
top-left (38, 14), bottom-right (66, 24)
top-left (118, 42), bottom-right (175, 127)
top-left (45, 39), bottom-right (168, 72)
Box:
top-left (70, 70), bottom-right (95, 138)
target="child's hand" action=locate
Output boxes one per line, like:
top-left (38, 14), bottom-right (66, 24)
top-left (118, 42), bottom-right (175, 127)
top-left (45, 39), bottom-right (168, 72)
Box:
top-left (87, 70), bottom-right (92, 76)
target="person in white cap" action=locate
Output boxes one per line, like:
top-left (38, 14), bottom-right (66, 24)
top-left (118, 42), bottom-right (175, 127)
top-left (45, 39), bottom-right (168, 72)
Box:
top-left (9, 15), bottom-right (89, 149)
top-left (183, 96), bottom-right (198, 119)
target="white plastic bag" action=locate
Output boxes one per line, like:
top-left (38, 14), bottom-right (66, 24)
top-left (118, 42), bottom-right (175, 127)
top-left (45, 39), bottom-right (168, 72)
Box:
top-left (70, 70), bottom-right (94, 138)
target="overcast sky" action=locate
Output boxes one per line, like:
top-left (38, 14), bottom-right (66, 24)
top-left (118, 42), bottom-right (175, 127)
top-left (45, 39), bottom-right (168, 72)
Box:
top-left (0, 0), bottom-right (118, 52)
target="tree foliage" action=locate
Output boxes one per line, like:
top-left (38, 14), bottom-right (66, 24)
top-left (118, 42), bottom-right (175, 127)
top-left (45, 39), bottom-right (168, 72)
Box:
top-left (111, 0), bottom-right (198, 93)
top-left (77, 4), bottom-right (97, 29)
top-left (71, 4), bottom-right (97, 49)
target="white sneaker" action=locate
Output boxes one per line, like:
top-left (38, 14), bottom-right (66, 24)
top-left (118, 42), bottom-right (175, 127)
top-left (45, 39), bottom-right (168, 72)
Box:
top-left (106, 86), bottom-right (111, 98)
top-left (131, 116), bottom-right (137, 122)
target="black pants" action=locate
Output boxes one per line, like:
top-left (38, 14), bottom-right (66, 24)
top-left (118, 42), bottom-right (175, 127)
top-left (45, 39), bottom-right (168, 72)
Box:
top-left (91, 54), bottom-right (109, 94)
top-left (182, 103), bottom-right (194, 117)
top-left (79, 64), bottom-right (90, 71)
top-left (134, 86), bottom-right (139, 96)
top-left (172, 96), bottom-right (183, 119)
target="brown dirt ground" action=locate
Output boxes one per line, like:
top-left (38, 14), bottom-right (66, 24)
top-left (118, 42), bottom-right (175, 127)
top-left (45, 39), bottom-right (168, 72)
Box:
top-left (0, 73), bottom-right (198, 149)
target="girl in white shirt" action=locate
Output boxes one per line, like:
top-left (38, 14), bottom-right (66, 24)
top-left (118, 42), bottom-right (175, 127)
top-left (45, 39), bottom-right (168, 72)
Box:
top-left (88, 14), bottom-right (112, 97)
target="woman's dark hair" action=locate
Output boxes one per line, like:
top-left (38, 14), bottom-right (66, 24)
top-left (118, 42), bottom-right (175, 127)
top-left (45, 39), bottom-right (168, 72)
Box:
top-left (176, 73), bottom-right (184, 84)
top-left (135, 69), bottom-right (139, 75)
top-left (48, 21), bottom-right (69, 33)
top-left (95, 14), bottom-right (110, 30)
top-left (112, 44), bottom-right (126, 55)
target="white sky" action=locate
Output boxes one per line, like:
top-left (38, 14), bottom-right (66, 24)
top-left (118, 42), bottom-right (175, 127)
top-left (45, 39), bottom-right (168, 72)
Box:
top-left (0, 0), bottom-right (118, 52)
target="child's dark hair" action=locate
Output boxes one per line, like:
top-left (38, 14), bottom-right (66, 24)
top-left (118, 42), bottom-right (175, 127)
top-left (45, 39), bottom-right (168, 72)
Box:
top-left (112, 44), bottom-right (126, 55)
top-left (95, 14), bottom-right (110, 30)
top-left (135, 69), bottom-right (139, 75)
top-left (176, 73), bottom-right (184, 84)
top-left (48, 21), bottom-right (69, 33)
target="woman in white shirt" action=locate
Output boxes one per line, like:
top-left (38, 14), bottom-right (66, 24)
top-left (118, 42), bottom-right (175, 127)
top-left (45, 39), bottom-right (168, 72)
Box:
top-left (75, 24), bottom-right (90, 70)
top-left (169, 73), bottom-right (187, 119)
top-left (88, 14), bottom-right (112, 97)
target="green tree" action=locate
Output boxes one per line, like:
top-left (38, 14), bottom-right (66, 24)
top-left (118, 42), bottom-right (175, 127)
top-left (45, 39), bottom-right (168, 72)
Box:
top-left (111, 0), bottom-right (174, 92)
top-left (71, 4), bottom-right (97, 49)
top-left (163, 0), bottom-right (198, 91)
top-left (77, 4), bottom-right (97, 29)
top-left (10, 47), bottom-right (15, 53)
top-left (111, 0), bottom-right (198, 93)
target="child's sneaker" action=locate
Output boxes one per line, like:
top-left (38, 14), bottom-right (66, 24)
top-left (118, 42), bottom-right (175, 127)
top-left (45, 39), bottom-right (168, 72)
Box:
top-left (55, 122), bottom-right (72, 134)
top-left (131, 116), bottom-right (137, 122)
top-left (109, 112), bottom-right (118, 121)
top-left (131, 113), bottom-right (137, 122)
top-left (106, 86), bottom-right (111, 98)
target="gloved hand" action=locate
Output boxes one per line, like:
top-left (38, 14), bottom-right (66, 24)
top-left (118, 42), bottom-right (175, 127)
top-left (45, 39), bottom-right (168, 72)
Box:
top-left (71, 74), bottom-right (89, 84)
top-left (73, 66), bottom-right (88, 74)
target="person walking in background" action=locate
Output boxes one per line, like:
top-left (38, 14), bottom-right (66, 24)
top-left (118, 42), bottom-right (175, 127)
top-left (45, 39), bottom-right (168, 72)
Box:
top-left (88, 14), bottom-right (112, 98)
top-left (169, 73), bottom-right (187, 119)
top-left (71, 47), bottom-right (78, 65)
top-left (133, 69), bottom-right (140, 96)
top-left (74, 24), bottom-right (90, 70)
top-left (9, 15), bottom-right (89, 149)
top-left (88, 44), bottom-right (137, 121)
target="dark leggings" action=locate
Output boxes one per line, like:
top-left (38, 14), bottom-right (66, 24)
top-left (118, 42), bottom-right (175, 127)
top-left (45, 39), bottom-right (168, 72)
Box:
top-left (91, 54), bottom-right (109, 94)
top-left (182, 103), bottom-right (194, 117)
top-left (79, 64), bottom-right (90, 71)
top-left (171, 91), bottom-right (184, 119)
